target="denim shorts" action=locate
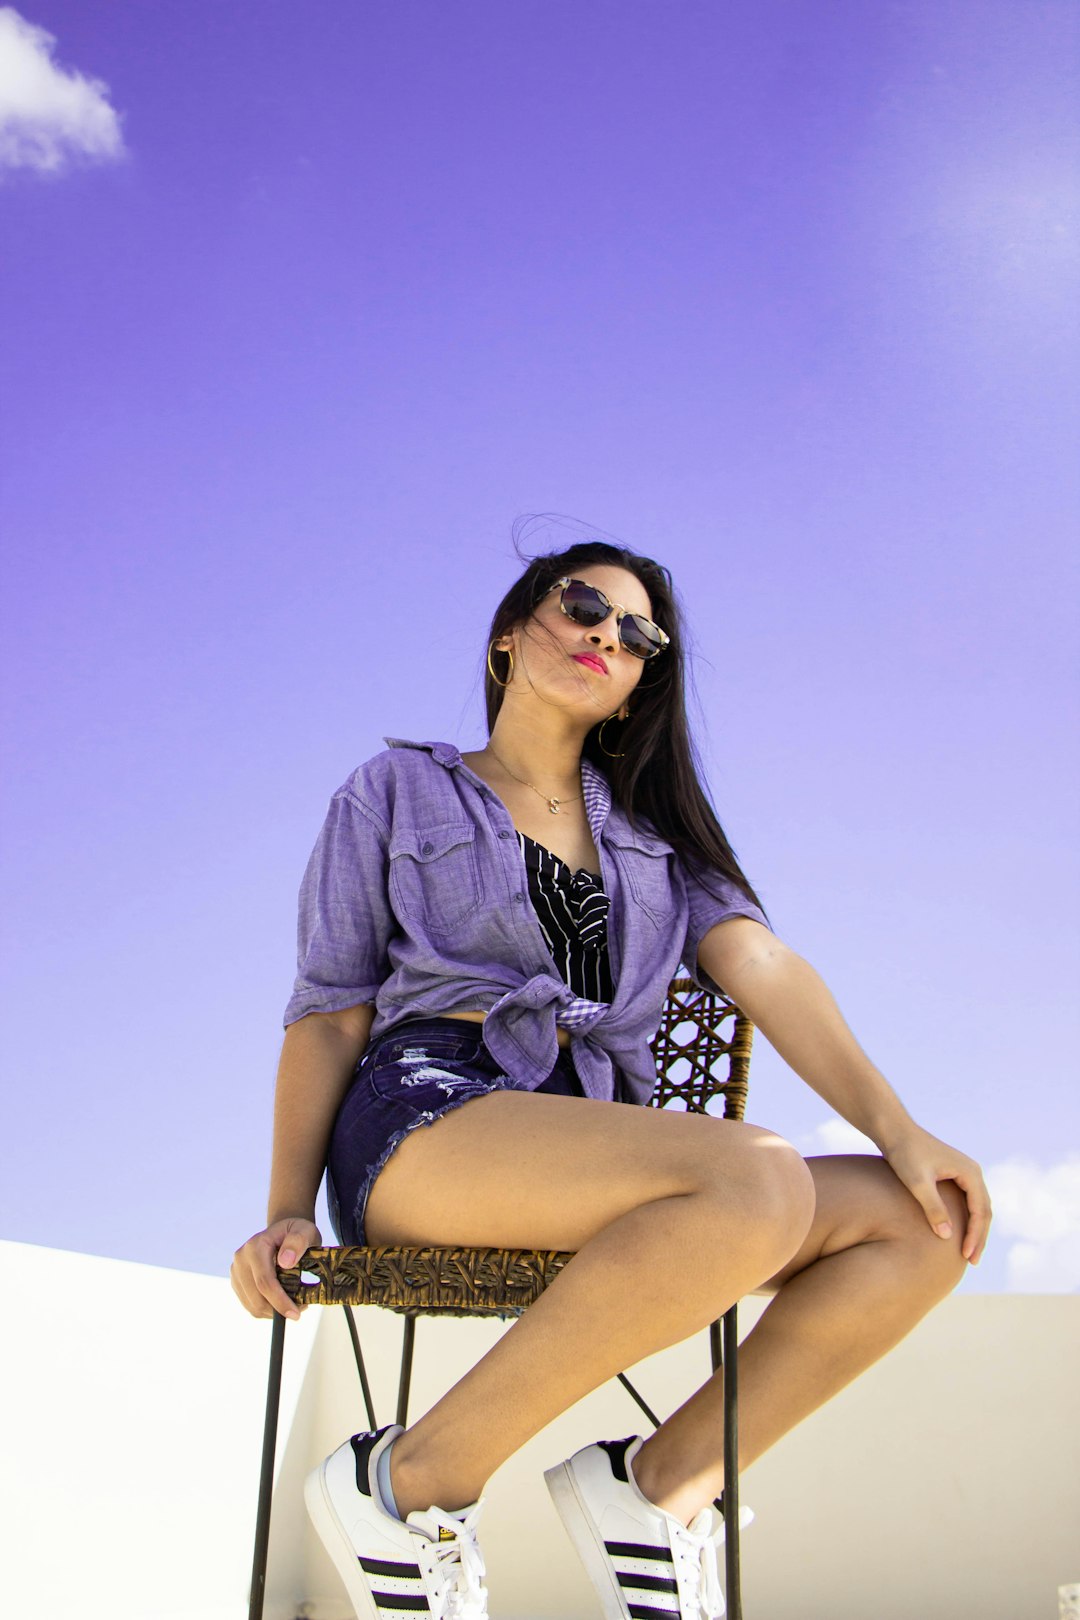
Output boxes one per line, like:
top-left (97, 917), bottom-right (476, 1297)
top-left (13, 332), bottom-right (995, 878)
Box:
top-left (325, 1015), bottom-right (583, 1247)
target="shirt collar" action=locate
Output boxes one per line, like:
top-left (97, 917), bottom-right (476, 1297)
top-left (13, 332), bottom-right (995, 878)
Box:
top-left (384, 736), bottom-right (613, 833)
top-left (384, 736), bottom-right (462, 768)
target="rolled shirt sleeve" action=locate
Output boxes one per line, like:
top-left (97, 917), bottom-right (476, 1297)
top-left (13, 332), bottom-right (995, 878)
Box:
top-left (282, 788), bottom-right (395, 1028)
top-left (681, 858), bottom-right (773, 996)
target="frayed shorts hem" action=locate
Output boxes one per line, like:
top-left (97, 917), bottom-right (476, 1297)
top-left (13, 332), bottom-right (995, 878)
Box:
top-left (336, 1073), bottom-right (520, 1248)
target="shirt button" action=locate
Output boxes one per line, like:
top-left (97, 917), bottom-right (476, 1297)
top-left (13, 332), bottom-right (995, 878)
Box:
top-left (421, 841), bottom-right (434, 856)
top-left (498, 830), bottom-right (512, 840)
top-left (513, 892), bottom-right (525, 903)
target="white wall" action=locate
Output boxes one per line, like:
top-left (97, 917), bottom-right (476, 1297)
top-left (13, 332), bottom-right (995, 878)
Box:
top-left (0, 1239), bottom-right (318, 1620)
top-left (2, 1239), bottom-right (1077, 1619)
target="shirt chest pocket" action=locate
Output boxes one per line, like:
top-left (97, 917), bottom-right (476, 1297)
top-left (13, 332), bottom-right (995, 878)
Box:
top-left (607, 826), bottom-right (674, 928)
top-left (388, 821), bottom-right (483, 934)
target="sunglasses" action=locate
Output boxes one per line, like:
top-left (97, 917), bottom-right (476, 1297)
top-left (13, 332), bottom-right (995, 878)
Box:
top-left (546, 577), bottom-right (670, 660)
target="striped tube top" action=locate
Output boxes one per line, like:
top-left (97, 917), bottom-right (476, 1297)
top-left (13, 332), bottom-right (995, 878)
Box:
top-left (517, 831), bottom-right (615, 1005)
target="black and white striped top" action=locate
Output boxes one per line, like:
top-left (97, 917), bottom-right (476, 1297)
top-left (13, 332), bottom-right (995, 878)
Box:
top-left (517, 832), bottom-right (615, 1004)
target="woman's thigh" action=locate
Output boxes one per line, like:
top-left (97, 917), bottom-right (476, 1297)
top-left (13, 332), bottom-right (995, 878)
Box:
top-left (363, 1086), bottom-right (812, 1252)
top-left (751, 1152), bottom-right (970, 1295)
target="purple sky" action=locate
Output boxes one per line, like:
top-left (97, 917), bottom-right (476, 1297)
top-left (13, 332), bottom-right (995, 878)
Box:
top-left (1, 2), bottom-right (1078, 1293)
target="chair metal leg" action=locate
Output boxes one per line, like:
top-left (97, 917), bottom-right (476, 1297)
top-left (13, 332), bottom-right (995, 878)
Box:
top-left (248, 1310), bottom-right (286, 1620)
top-left (707, 1315), bottom-right (730, 1520)
top-left (620, 1310), bottom-right (743, 1620)
top-left (396, 1312), bottom-right (417, 1427)
top-left (615, 1370), bottom-right (662, 1428)
top-left (721, 1303), bottom-right (742, 1620)
top-left (342, 1304), bottom-right (378, 1430)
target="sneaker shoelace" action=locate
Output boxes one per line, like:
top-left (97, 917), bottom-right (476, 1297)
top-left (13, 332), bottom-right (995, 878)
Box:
top-left (417, 1499), bottom-right (489, 1619)
top-left (671, 1507), bottom-right (726, 1619)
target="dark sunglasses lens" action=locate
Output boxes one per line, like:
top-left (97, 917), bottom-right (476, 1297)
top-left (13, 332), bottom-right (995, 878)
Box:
top-left (621, 615), bottom-right (663, 658)
top-left (562, 581), bottom-right (608, 625)
top-left (561, 579), bottom-right (664, 657)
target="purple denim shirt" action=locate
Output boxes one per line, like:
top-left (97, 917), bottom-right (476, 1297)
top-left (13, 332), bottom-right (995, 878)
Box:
top-left (282, 738), bottom-right (772, 1107)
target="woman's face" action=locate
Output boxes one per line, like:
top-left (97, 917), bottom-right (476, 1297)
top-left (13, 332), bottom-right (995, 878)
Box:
top-left (497, 564), bottom-right (657, 722)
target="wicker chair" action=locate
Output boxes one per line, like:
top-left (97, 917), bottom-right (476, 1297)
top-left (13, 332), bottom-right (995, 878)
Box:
top-left (249, 977), bottom-right (755, 1620)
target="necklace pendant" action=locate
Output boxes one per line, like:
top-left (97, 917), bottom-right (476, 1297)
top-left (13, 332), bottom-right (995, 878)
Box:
top-left (549, 798), bottom-right (560, 813)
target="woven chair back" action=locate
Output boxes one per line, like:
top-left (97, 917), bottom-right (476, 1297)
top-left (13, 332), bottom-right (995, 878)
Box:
top-left (650, 976), bottom-right (751, 1121)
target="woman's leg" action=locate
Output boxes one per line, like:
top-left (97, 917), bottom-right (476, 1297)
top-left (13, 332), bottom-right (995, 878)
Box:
top-left (631, 1153), bottom-right (970, 1524)
top-left (360, 1090), bottom-right (816, 1518)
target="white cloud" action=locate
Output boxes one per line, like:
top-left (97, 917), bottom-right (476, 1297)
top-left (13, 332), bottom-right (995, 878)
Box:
top-left (801, 1118), bottom-right (880, 1156)
top-left (0, 6), bottom-right (125, 175)
top-left (985, 1154), bottom-right (1080, 1293)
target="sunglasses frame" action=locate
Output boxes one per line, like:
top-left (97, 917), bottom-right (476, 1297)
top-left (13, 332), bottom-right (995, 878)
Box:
top-left (547, 576), bottom-right (670, 659)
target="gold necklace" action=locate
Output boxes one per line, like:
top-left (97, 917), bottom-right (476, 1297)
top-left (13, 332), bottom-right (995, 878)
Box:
top-left (484, 743), bottom-right (583, 815)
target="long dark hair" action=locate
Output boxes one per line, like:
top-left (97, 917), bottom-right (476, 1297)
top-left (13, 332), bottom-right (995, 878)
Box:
top-left (483, 535), bottom-right (772, 927)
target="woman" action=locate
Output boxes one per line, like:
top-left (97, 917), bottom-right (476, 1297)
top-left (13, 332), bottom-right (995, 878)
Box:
top-left (232, 540), bottom-right (992, 1620)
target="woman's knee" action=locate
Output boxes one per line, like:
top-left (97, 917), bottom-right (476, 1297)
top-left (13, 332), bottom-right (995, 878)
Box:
top-left (895, 1174), bottom-right (969, 1293)
top-left (764, 1134), bottom-right (817, 1249)
top-left (838, 1158), bottom-right (970, 1297)
top-left (702, 1126), bottom-right (816, 1264)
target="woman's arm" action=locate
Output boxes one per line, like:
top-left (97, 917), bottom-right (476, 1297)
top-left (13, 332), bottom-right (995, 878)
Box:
top-left (231, 1005), bottom-right (375, 1319)
top-left (698, 921), bottom-right (912, 1143)
top-left (697, 919), bottom-right (993, 1265)
top-left (267, 1007), bottom-right (376, 1223)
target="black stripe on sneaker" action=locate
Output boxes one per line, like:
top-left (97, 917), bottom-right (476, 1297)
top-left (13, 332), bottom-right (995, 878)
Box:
top-left (358, 1555), bottom-right (423, 1580)
top-left (616, 1571), bottom-right (679, 1594)
top-left (605, 1539), bottom-right (675, 1563)
top-left (351, 1428), bottom-right (396, 1497)
top-left (627, 1606), bottom-right (679, 1620)
top-left (596, 1437), bottom-right (639, 1483)
top-left (368, 1597), bottom-right (429, 1614)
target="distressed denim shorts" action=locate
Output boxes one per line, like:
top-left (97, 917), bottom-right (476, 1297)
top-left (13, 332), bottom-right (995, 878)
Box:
top-left (325, 1015), bottom-right (583, 1247)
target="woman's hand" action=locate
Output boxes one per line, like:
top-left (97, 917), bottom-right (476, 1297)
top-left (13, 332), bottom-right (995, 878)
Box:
top-left (878, 1124), bottom-right (993, 1265)
top-left (231, 1215), bottom-right (322, 1320)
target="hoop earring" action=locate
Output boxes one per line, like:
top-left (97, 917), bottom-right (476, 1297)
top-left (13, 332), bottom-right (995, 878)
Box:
top-left (598, 713), bottom-right (630, 758)
top-left (487, 639), bottom-right (514, 688)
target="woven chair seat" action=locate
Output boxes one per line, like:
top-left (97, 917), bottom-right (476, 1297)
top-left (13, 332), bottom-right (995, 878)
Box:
top-left (281, 1243), bottom-right (573, 1318)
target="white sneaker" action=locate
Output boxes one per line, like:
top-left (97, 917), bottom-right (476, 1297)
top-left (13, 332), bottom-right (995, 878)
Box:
top-left (544, 1434), bottom-right (753, 1620)
top-left (305, 1423), bottom-right (490, 1619)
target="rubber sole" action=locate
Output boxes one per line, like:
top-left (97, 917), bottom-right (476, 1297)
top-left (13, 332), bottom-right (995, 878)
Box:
top-left (543, 1458), bottom-right (629, 1620)
top-left (304, 1459), bottom-right (385, 1620)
